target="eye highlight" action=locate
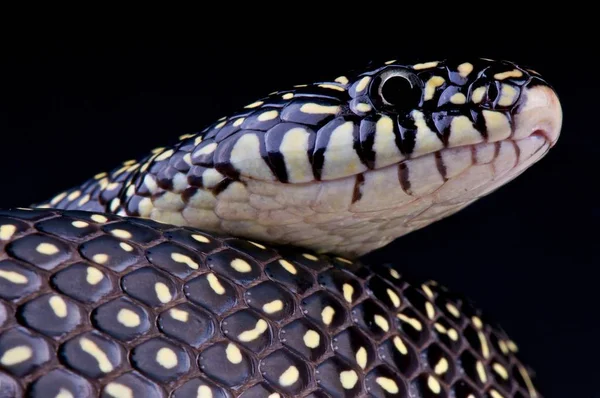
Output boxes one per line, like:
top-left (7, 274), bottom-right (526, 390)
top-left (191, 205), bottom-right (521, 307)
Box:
top-left (370, 67), bottom-right (423, 112)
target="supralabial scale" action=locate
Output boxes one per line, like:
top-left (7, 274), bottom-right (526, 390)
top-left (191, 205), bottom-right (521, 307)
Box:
top-left (0, 56), bottom-right (562, 398)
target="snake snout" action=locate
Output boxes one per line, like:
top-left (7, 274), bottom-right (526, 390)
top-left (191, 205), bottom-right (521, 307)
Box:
top-left (515, 83), bottom-right (563, 147)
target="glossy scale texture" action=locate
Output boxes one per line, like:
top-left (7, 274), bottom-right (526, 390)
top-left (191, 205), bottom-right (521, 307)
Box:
top-left (0, 208), bottom-right (540, 397)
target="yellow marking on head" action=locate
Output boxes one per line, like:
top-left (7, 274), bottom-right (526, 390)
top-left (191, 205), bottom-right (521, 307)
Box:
top-left (215, 121), bottom-right (226, 129)
top-left (179, 133), bottom-right (195, 140)
top-left (458, 62), bottom-right (474, 77)
top-left (376, 377), bottom-right (399, 393)
top-left (342, 283), bottom-right (354, 303)
top-left (335, 76), bottom-right (349, 85)
top-left (0, 345), bottom-right (32, 366)
top-left (414, 61), bottom-right (439, 70)
top-left (356, 346), bottom-right (367, 369)
top-left (207, 273), bottom-right (225, 295)
top-left (355, 102), bottom-right (372, 112)
top-left (450, 92), bottom-right (467, 104)
top-left (385, 59), bottom-right (396, 65)
top-left (110, 199), bottom-right (121, 212)
top-left (427, 375), bottom-right (441, 394)
top-left (355, 76), bottom-right (371, 93)
top-left (263, 299), bottom-right (283, 314)
top-left (194, 136), bottom-right (203, 146)
top-left (67, 190), bottom-right (81, 201)
top-left (425, 302), bottom-right (436, 320)
top-left (498, 84), bottom-right (518, 106)
top-left (279, 259), bottom-right (297, 275)
top-left (50, 192), bottom-right (67, 205)
top-left (238, 319), bottom-right (269, 342)
top-left (257, 110), bottom-right (279, 121)
top-left (279, 365), bottom-right (299, 387)
top-left (106, 182), bottom-right (120, 191)
top-left (424, 76), bottom-right (445, 101)
top-left (79, 337), bottom-right (113, 372)
top-left (319, 83), bottom-right (345, 91)
top-left (340, 370), bottom-right (358, 389)
top-left (171, 253), bottom-right (199, 270)
top-left (93, 253), bottom-right (109, 264)
top-left (94, 172), bottom-right (108, 180)
top-left (322, 306), bottom-right (335, 325)
top-left (98, 178), bottom-right (109, 190)
top-left (49, 296), bottom-right (67, 318)
top-left (231, 118), bottom-right (245, 127)
top-left (37, 242), bottom-right (59, 255)
top-left (494, 69), bottom-right (523, 80)
top-left (230, 258), bottom-right (252, 273)
top-left (156, 347), bottom-right (178, 369)
top-left (389, 269), bottom-right (401, 279)
top-left (0, 225), bottom-right (16, 241)
top-left (397, 314), bottom-right (422, 331)
top-left (375, 314), bottom-right (390, 332)
top-left (244, 100), bottom-right (264, 109)
top-left (170, 308), bottom-right (189, 322)
top-left (471, 86), bottom-right (486, 104)
top-left (483, 110), bottom-right (511, 142)
top-left (299, 103), bottom-right (340, 115)
top-left (434, 357), bottom-right (449, 375)
top-left (226, 343), bottom-right (242, 364)
top-left (117, 308), bottom-right (140, 327)
top-left (192, 234), bottom-right (210, 243)
top-left (446, 303), bottom-right (460, 318)
top-left (393, 336), bottom-right (408, 355)
top-left (303, 329), bottom-right (320, 348)
top-left (303, 253), bottom-right (318, 261)
top-left (282, 93), bottom-right (294, 100)
top-left (196, 142), bottom-right (217, 156)
top-left (155, 282), bottom-right (172, 304)
top-left (476, 360), bottom-right (487, 383)
top-left (91, 214), bottom-right (108, 223)
top-left (249, 241), bottom-right (266, 249)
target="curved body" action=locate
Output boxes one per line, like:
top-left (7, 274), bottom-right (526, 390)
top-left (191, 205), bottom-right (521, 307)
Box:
top-left (1, 208), bottom-right (539, 397)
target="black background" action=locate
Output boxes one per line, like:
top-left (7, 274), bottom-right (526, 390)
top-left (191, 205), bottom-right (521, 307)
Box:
top-left (1, 36), bottom-right (597, 397)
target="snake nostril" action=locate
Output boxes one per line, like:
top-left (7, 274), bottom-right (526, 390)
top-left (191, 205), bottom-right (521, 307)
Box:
top-left (531, 129), bottom-right (550, 142)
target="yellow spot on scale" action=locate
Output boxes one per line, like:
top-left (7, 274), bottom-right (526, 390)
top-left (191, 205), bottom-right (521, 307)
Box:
top-left (72, 220), bottom-right (89, 228)
top-left (78, 194), bottom-right (90, 206)
top-left (322, 306), bottom-right (335, 325)
top-left (117, 308), bottom-right (140, 327)
top-left (249, 241), bottom-right (266, 249)
top-left (37, 242), bottom-right (59, 255)
top-left (376, 377), bottom-right (399, 393)
top-left (387, 289), bottom-right (401, 308)
top-left (105, 383), bottom-right (133, 398)
top-left (49, 296), bottom-right (67, 318)
top-left (257, 110), bottom-right (279, 121)
top-left (447, 328), bottom-right (459, 341)
top-left (518, 365), bottom-right (538, 397)
top-left (397, 314), bottom-right (422, 331)
top-left (93, 254), bottom-right (109, 264)
top-left (425, 302), bottom-right (436, 320)
top-left (414, 61), bottom-right (439, 70)
top-left (197, 385), bottom-right (213, 398)
top-left (498, 84), bottom-right (518, 106)
top-left (1, 345), bottom-right (32, 366)
top-left (86, 267), bottom-right (103, 285)
top-left (421, 284), bottom-right (434, 299)
top-left (434, 357), bottom-right (449, 375)
top-left (56, 388), bottom-right (74, 398)
top-left (94, 172), bottom-right (107, 180)
top-left (110, 199), bottom-right (120, 212)
top-left (179, 133), bottom-right (194, 140)
top-left (355, 102), bottom-right (372, 112)
top-left (120, 242), bottom-right (133, 252)
top-left (155, 282), bottom-right (172, 304)
top-left (238, 319), bottom-right (269, 342)
top-left (335, 76), bottom-right (349, 85)
top-left (356, 346), bottom-right (367, 369)
top-left (489, 390), bottom-right (504, 398)
top-left (245, 101), bottom-right (264, 109)
top-left (303, 253), bottom-right (318, 261)
top-left (499, 339), bottom-right (509, 355)
top-left (385, 59), bottom-right (396, 65)
top-left (91, 214), bottom-right (108, 224)
top-left (340, 370), bottom-right (358, 389)
top-left (336, 256), bottom-right (352, 264)
top-left (476, 360), bottom-right (487, 383)
top-left (192, 234), bottom-right (210, 243)
top-left (226, 343), bottom-right (242, 364)
top-left (171, 253), bottom-right (199, 270)
top-left (0, 270), bottom-right (27, 284)
top-left (110, 229), bottom-right (132, 239)
top-left (231, 258), bottom-right (252, 273)
top-left (389, 269), bottom-right (401, 279)
top-left (472, 316), bottom-right (483, 329)
top-left (50, 192), bottom-right (67, 205)
top-left (355, 76), bottom-right (371, 93)
top-left (446, 303), bottom-right (460, 318)
top-left (493, 362), bottom-right (509, 379)
top-left (282, 93), bottom-right (294, 100)
top-left (206, 273), bottom-right (225, 295)
top-left (80, 337), bottom-right (113, 373)
top-left (494, 69), bottom-right (523, 80)
top-left (279, 259), bottom-right (297, 275)
top-left (170, 308), bottom-right (189, 322)
top-left (374, 314), bottom-right (389, 332)
top-left (107, 182), bottom-right (120, 191)
top-left (318, 83), bottom-right (345, 91)
top-left (450, 92), bottom-right (467, 104)
top-left (424, 76), bottom-right (445, 101)
top-left (299, 103), bottom-right (340, 115)
top-left (215, 121), bottom-right (226, 129)
top-left (232, 118), bottom-right (245, 127)
top-left (279, 365), bottom-right (299, 387)
top-left (471, 86), bottom-right (486, 103)
top-left (427, 375), bottom-right (441, 394)
top-left (343, 283), bottom-right (354, 303)
top-left (458, 62), bottom-right (474, 77)
top-left (194, 136), bottom-right (203, 146)
top-left (156, 347), bottom-right (178, 369)
top-left (67, 190), bottom-right (81, 201)
top-left (263, 300), bottom-right (283, 314)
top-left (303, 329), bottom-right (320, 348)
top-left (508, 340), bottom-right (519, 353)
top-left (195, 143), bottom-right (218, 156)
top-left (393, 336), bottom-right (408, 355)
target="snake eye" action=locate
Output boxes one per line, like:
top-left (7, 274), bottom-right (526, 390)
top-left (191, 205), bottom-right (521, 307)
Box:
top-left (371, 68), bottom-right (423, 112)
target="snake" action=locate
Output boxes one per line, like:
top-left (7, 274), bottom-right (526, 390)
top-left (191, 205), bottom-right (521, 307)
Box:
top-left (0, 57), bottom-right (562, 398)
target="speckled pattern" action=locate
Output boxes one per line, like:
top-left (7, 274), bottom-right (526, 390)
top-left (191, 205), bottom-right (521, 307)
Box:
top-left (0, 208), bottom-right (540, 397)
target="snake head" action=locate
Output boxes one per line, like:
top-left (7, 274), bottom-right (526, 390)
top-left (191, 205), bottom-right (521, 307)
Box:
top-left (42, 57), bottom-right (563, 258)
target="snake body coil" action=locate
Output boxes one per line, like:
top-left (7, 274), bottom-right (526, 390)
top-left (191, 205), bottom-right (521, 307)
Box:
top-left (0, 57), bottom-right (562, 397)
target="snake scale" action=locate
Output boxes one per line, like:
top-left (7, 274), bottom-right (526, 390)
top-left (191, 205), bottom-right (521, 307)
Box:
top-left (0, 57), bottom-right (562, 398)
